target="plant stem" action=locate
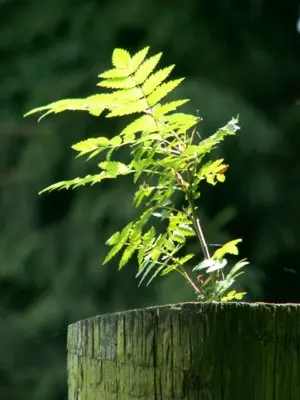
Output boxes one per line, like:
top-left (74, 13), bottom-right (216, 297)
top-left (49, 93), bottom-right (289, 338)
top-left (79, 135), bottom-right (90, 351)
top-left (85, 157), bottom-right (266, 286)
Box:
top-left (194, 214), bottom-right (210, 260)
top-left (186, 180), bottom-right (210, 260)
top-left (180, 267), bottom-right (202, 294)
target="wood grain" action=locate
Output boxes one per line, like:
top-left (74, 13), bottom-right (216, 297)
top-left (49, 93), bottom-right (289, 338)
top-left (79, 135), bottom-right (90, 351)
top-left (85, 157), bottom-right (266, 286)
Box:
top-left (67, 302), bottom-right (300, 399)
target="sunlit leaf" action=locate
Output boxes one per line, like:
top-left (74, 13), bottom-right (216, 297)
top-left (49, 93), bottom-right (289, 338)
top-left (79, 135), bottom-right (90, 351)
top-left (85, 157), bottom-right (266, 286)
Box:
top-left (27, 45), bottom-right (246, 303)
top-left (212, 239), bottom-right (242, 260)
top-left (134, 52), bottom-right (162, 84)
top-left (112, 48), bottom-right (131, 69)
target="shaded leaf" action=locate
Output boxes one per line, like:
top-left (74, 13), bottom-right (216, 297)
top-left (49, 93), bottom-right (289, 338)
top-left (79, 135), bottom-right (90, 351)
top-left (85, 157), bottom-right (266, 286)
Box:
top-left (103, 223), bottom-right (133, 264)
top-left (193, 258), bottom-right (227, 272)
top-left (119, 241), bottom-right (140, 268)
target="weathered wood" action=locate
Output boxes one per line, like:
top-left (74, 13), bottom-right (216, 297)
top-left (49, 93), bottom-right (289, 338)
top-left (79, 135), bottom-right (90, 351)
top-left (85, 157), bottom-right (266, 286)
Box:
top-left (67, 302), bottom-right (300, 399)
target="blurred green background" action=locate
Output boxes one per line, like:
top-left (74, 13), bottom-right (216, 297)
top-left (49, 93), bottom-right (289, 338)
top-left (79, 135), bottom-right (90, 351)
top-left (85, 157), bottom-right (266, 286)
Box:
top-left (0, 0), bottom-right (299, 399)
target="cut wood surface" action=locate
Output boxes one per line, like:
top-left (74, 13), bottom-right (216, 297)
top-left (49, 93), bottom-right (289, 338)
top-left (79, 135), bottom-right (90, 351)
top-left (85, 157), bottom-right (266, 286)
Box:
top-left (67, 302), bottom-right (300, 399)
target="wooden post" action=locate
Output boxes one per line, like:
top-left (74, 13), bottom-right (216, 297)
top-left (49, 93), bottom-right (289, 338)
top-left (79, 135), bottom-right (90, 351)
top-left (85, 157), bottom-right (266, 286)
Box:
top-left (67, 302), bottom-right (300, 399)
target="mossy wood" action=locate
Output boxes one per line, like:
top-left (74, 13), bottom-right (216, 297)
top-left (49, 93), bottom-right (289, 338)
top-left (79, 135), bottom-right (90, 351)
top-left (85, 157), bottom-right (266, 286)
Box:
top-left (67, 302), bottom-right (300, 399)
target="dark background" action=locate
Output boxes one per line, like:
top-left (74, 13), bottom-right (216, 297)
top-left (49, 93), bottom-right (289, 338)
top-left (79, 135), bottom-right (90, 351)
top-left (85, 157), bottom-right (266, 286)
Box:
top-left (0, 0), bottom-right (299, 399)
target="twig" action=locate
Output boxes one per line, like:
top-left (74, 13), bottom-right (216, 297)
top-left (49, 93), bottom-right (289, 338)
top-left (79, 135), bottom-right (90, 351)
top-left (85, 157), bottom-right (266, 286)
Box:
top-left (182, 269), bottom-right (202, 294)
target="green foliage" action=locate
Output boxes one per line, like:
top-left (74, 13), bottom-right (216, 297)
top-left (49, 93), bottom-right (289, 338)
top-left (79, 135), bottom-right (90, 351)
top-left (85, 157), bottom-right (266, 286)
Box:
top-left (2, 3), bottom-right (298, 400)
top-left (212, 239), bottom-right (242, 260)
top-left (26, 46), bottom-right (248, 301)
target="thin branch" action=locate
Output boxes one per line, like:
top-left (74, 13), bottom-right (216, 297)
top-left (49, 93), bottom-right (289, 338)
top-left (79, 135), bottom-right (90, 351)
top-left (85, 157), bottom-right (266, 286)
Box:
top-left (186, 184), bottom-right (210, 260)
top-left (194, 215), bottom-right (210, 260)
top-left (180, 267), bottom-right (202, 294)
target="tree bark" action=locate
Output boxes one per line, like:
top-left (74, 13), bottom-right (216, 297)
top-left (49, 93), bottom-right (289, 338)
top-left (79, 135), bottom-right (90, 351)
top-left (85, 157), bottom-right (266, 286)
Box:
top-left (67, 302), bottom-right (300, 399)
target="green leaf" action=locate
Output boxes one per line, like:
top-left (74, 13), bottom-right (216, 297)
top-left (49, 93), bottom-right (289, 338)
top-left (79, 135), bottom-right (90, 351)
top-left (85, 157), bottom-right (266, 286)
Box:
top-left (217, 174), bottom-right (226, 182)
top-left (137, 247), bottom-right (146, 267)
top-left (212, 239), bottom-right (242, 260)
top-left (112, 48), bottom-right (131, 69)
top-left (212, 278), bottom-right (235, 298)
top-left (121, 115), bottom-right (157, 137)
top-left (24, 93), bottom-right (125, 121)
top-left (207, 175), bottom-right (217, 185)
top-left (143, 226), bottom-right (156, 246)
top-left (206, 259), bottom-right (227, 273)
top-left (178, 254), bottom-right (195, 265)
top-left (160, 264), bottom-right (178, 276)
top-left (136, 261), bottom-right (156, 287)
top-left (98, 161), bottom-right (131, 177)
top-left (182, 145), bottom-right (205, 157)
top-left (164, 238), bottom-right (176, 252)
top-left (150, 247), bottom-right (162, 262)
top-left (171, 230), bottom-right (186, 244)
top-left (234, 291), bottom-right (247, 300)
top-left (130, 47), bottom-right (150, 73)
top-left (105, 146), bottom-right (115, 161)
top-left (198, 159), bottom-right (228, 185)
top-left (146, 264), bottom-right (167, 286)
top-left (110, 136), bottom-right (122, 146)
top-left (146, 255), bottom-right (176, 286)
top-left (72, 137), bottom-right (110, 155)
top-left (149, 234), bottom-right (166, 261)
top-left (98, 76), bottom-right (136, 89)
top-left (221, 290), bottom-right (237, 302)
top-left (38, 174), bottom-right (104, 194)
top-left (147, 78), bottom-right (184, 107)
top-left (137, 207), bottom-right (155, 226)
top-left (123, 132), bottom-right (136, 144)
top-left (162, 112), bottom-right (198, 131)
top-left (134, 53), bottom-right (162, 84)
top-left (112, 87), bottom-right (144, 101)
top-left (106, 231), bottom-right (121, 246)
top-left (177, 224), bottom-right (196, 237)
top-left (106, 99), bottom-right (148, 117)
top-left (168, 211), bottom-right (193, 235)
top-left (212, 117), bottom-right (239, 142)
top-left (152, 210), bottom-right (170, 220)
top-left (38, 163), bottom-right (129, 195)
top-left (223, 118), bottom-right (240, 133)
top-left (153, 99), bottom-right (189, 118)
top-left (134, 184), bottom-right (154, 207)
top-left (29, 45), bottom-right (246, 301)
top-left (88, 108), bottom-right (104, 117)
top-left (227, 259), bottom-right (249, 280)
top-left (103, 222), bottom-right (133, 264)
top-left (98, 68), bottom-right (130, 79)
top-left (119, 241), bottom-right (140, 268)
top-left (221, 290), bottom-right (247, 302)
top-left (193, 258), bottom-right (227, 273)
top-left (24, 98), bottom-right (90, 121)
top-left (133, 133), bottom-right (162, 146)
top-left (142, 65), bottom-right (175, 95)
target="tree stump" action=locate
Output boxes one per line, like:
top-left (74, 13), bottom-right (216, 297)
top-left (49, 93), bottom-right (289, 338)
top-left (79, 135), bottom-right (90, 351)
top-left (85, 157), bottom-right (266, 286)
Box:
top-left (67, 302), bottom-right (300, 399)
